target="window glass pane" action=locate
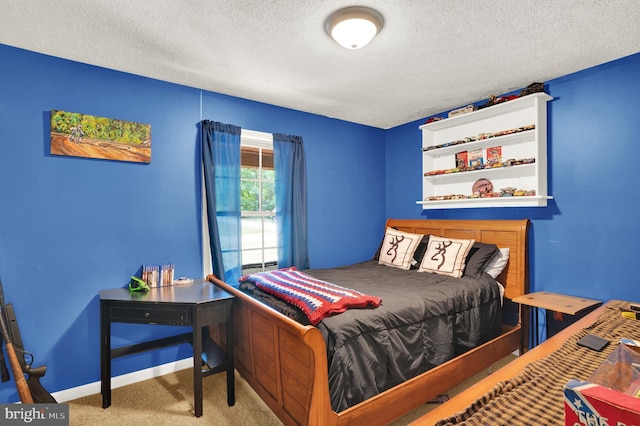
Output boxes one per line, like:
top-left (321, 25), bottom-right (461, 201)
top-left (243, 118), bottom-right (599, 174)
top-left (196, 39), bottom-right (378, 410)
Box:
top-left (264, 220), bottom-right (277, 255)
top-left (262, 179), bottom-right (275, 213)
top-left (261, 168), bottom-right (274, 180)
top-left (241, 176), bottom-right (259, 211)
top-left (242, 249), bottom-right (262, 266)
top-left (241, 217), bottom-right (262, 250)
top-left (241, 166), bottom-right (258, 179)
top-left (263, 247), bottom-right (277, 264)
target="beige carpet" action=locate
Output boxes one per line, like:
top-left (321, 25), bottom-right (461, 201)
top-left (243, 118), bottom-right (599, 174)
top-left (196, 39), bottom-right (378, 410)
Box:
top-left (67, 355), bottom-right (516, 426)
top-left (67, 370), bottom-right (282, 426)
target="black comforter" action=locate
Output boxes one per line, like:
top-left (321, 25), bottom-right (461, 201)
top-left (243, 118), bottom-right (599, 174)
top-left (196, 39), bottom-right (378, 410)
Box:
top-left (240, 260), bottom-right (502, 412)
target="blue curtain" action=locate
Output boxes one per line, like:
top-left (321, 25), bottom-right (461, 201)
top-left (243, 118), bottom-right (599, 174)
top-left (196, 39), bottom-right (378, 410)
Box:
top-left (273, 133), bottom-right (309, 270)
top-left (201, 120), bottom-right (242, 284)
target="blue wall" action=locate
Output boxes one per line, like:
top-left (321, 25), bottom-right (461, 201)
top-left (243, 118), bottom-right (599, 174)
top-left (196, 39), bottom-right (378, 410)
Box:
top-left (0, 44), bottom-right (386, 401)
top-left (2, 42), bottom-right (639, 402)
top-left (386, 52), bottom-right (640, 305)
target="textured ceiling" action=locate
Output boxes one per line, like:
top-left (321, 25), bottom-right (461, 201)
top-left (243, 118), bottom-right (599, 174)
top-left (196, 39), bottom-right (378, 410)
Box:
top-left (1, 0), bottom-right (639, 129)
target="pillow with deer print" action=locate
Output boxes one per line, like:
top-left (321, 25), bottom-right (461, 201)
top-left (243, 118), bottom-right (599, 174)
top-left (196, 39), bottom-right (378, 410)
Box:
top-left (418, 235), bottom-right (475, 278)
top-left (377, 228), bottom-right (423, 270)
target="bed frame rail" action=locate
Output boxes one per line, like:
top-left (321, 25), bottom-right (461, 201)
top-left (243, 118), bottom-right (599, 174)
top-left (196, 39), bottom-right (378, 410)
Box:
top-left (208, 274), bottom-right (335, 425)
top-left (208, 218), bottom-right (529, 425)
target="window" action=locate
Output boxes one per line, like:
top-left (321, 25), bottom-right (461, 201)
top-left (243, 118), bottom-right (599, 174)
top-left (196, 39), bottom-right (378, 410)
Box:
top-left (240, 130), bottom-right (277, 275)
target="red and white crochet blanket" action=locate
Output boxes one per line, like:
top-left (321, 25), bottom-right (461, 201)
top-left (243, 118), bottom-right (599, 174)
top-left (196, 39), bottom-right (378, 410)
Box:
top-left (239, 267), bottom-right (382, 325)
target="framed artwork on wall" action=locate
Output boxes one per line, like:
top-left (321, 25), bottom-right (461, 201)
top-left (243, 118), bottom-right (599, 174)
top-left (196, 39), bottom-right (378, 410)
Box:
top-left (50, 110), bottom-right (151, 163)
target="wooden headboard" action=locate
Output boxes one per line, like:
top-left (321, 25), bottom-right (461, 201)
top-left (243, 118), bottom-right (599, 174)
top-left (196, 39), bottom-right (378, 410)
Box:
top-left (386, 218), bottom-right (529, 300)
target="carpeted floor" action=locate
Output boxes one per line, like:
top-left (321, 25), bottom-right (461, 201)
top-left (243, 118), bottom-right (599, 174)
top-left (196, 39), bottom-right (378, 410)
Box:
top-left (67, 370), bottom-right (281, 426)
top-left (66, 354), bottom-right (516, 425)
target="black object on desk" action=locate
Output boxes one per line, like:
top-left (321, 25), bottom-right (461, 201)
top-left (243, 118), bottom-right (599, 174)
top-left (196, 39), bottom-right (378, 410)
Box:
top-left (100, 280), bottom-right (234, 417)
top-left (576, 334), bottom-right (610, 351)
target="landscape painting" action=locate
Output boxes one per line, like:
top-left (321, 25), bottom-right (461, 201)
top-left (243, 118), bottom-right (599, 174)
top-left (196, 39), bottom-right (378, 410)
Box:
top-left (50, 110), bottom-right (151, 163)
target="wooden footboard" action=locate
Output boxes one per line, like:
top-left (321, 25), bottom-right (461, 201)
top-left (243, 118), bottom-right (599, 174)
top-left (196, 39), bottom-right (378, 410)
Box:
top-left (207, 218), bottom-right (530, 426)
top-left (208, 273), bottom-right (336, 425)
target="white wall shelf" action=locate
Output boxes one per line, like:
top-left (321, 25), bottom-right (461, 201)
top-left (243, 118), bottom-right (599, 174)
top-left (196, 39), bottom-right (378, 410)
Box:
top-left (417, 92), bottom-right (553, 209)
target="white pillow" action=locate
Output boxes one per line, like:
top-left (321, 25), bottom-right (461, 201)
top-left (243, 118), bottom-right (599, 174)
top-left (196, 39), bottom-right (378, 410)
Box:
top-left (378, 228), bottom-right (423, 270)
top-left (483, 248), bottom-right (510, 278)
top-left (418, 236), bottom-right (475, 278)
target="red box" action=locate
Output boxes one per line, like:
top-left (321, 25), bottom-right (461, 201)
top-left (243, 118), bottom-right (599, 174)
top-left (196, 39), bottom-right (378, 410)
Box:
top-left (565, 379), bottom-right (640, 426)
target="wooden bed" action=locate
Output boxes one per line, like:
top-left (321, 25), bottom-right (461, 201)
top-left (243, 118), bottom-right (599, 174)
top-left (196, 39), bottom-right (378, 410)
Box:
top-left (206, 218), bottom-right (530, 426)
top-left (410, 300), bottom-right (623, 426)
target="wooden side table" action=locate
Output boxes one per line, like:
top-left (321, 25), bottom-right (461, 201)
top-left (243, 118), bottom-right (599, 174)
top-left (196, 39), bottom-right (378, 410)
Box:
top-left (512, 291), bottom-right (602, 349)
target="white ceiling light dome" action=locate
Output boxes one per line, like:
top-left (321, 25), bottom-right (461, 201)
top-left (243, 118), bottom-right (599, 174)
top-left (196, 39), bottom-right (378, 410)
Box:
top-left (326, 6), bottom-right (384, 49)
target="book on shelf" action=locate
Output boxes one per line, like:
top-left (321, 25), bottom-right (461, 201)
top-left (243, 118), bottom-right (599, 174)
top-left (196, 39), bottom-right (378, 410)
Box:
top-left (468, 149), bottom-right (484, 168)
top-left (486, 146), bottom-right (502, 165)
top-left (455, 151), bottom-right (468, 169)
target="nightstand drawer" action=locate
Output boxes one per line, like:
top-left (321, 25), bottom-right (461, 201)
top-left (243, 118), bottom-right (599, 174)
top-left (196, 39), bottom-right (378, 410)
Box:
top-left (109, 305), bottom-right (191, 325)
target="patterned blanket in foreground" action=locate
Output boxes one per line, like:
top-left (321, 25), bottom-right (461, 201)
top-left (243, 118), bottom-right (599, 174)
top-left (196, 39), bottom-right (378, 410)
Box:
top-left (436, 301), bottom-right (639, 426)
top-left (239, 267), bottom-right (382, 325)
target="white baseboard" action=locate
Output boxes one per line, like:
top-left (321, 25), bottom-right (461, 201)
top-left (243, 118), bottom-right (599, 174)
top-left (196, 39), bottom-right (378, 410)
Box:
top-left (53, 357), bottom-right (194, 403)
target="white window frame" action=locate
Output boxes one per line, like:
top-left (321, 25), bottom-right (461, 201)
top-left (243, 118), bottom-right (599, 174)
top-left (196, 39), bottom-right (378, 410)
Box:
top-left (240, 130), bottom-right (275, 273)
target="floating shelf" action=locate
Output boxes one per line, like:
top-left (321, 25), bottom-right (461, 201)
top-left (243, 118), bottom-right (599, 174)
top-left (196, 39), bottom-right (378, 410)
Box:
top-left (418, 93), bottom-right (552, 209)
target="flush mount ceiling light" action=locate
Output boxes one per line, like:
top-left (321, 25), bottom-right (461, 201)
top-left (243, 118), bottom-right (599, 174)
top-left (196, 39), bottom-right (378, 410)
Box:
top-left (326, 6), bottom-right (384, 49)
